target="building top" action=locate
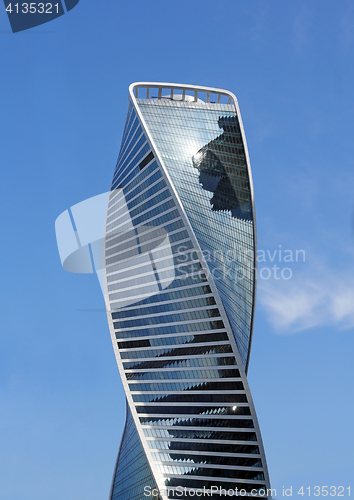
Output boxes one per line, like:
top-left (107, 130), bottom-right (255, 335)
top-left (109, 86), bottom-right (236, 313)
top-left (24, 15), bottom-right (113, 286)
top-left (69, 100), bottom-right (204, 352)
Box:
top-left (129, 81), bottom-right (237, 106)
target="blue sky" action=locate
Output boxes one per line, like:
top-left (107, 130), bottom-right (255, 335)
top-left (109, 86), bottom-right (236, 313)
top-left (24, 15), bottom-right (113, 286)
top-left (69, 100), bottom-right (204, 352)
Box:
top-left (1, 1), bottom-right (354, 498)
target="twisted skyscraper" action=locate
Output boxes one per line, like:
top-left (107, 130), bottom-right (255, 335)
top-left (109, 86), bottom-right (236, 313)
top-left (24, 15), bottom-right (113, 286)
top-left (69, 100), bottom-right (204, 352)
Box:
top-left (103, 83), bottom-right (271, 500)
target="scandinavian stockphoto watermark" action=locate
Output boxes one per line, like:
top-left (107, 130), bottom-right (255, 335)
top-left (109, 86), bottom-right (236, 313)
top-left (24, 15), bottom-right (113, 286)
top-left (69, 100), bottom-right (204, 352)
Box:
top-left (174, 244), bottom-right (306, 283)
top-left (55, 190), bottom-right (306, 315)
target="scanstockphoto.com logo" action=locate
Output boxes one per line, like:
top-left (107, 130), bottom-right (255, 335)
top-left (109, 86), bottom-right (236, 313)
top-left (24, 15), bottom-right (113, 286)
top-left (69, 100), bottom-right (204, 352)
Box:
top-left (3, 0), bottom-right (79, 32)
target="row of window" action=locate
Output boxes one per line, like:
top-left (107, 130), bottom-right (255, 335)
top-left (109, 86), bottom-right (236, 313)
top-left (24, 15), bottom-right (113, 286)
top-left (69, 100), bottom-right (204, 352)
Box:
top-left (107, 244), bottom-right (196, 292)
top-left (108, 254), bottom-right (202, 292)
top-left (116, 109), bottom-right (138, 161)
top-left (136, 403), bottom-right (249, 416)
top-left (146, 440), bottom-right (259, 456)
top-left (123, 353), bottom-right (235, 371)
top-left (108, 267), bottom-right (173, 299)
top-left (105, 208), bottom-right (179, 267)
top-left (156, 463), bottom-right (264, 481)
top-left (121, 158), bottom-right (158, 200)
top-left (105, 228), bottom-right (141, 258)
top-left (106, 219), bottom-right (185, 276)
top-left (124, 165), bottom-right (161, 204)
top-left (116, 319), bottom-right (225, 340)
top-left (113, 117), bottom-right (139, 172)
top-left (132, 393), bottom-right (247, 404)
top-left (112, 132), bottom-right (146, 183)
top-left (109, 155), bottom-right (157, 217)
top-left (109, 275), bottom-right (211, 315)
top-left (107, 186), bottom-right (172, 236)
top-left (130, 380), bottom-right (244, 393)
top-left (115, 106), bottom-right (135, 157)
top-left (116, 122), bottom-right (143, 169)
top-left (124, 283), bottom-right (211, 310)
top-left (108, 257), bottom-right (168, 289)
top-left (114, 306), bottom-right (220, 330)
top-left (107, 166), bottom-right (160, 223)
top-left (112, 132), bottom-right (146, 184)
top-left (121, 343), bottom-right (232, 361)
top-left (114, 296), bottom-right (217, 321)
top-left (126, 367), bottom-right (240, 381)
top-left (128, 183), bottom-right (169, 219)
top-left (144, 429), bottom-right (255, 442)
top-left (119, 332), bottom-right (227, 350)
top-left (140, 417), bottom-right (253, 428)
top-left (132, 199), bottom-right (176, 228)
top-left (164, 478), bottom-right (266, 493)
top-left (151, 452), bottom-right (262, 468)
top-left (111, 142), bottom-right (150, 192)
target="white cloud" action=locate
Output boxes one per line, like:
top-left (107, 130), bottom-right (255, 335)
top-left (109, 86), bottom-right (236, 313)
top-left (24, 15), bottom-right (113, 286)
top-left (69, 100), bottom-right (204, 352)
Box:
top-left (258, 269), bottom-right (354, 333)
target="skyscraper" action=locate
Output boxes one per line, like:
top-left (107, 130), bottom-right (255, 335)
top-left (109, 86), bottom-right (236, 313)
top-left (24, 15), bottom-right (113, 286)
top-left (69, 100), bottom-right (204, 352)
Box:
top-left (103, 83), bottom-right (271, 500)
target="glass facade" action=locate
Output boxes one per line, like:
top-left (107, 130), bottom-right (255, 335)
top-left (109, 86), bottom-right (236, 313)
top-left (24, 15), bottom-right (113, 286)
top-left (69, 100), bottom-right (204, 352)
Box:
top-left (104, 84), bottom-right (270, 500)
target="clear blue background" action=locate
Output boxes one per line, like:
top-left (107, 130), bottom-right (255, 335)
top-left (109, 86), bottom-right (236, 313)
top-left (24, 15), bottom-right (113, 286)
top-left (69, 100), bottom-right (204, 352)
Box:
top-left (1, 1), bottom-right (353, 499)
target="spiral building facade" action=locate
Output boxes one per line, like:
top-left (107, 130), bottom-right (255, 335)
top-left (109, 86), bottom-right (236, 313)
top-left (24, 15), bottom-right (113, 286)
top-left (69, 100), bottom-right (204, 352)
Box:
top-left (103, 83), bottom-right (270, 500)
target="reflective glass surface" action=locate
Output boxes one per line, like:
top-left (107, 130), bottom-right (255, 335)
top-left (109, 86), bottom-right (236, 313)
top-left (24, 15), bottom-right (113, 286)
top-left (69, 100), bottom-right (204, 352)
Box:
top-left (137, 98), bottom-right (255, 368)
